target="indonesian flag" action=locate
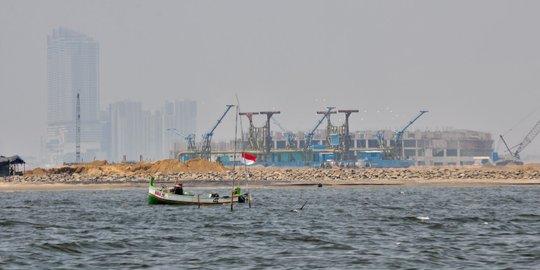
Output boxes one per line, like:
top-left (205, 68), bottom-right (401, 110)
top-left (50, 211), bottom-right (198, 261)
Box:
top-left (241, 152), bottom-right (257, 165)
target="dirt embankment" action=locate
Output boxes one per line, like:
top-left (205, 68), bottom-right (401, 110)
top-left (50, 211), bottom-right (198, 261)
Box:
top-left (24, 158), bottom-right (227, 176)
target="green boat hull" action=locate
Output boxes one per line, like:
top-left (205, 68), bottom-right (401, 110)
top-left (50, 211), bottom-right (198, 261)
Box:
top-left (148, 193), bottom-right (239, 205)
top-left (148, 177), bottom-right (247, 206)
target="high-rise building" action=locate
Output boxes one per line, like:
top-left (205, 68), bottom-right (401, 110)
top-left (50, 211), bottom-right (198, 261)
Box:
top-left (46, 27), bottom-right (102, 164)
top-left (109, 101), bottom-right (143, 162)
top-left (163, 100), bottom-right (197, 158)
top-left (108, 101), bottom-right (164, 162)
top-left (142, 110), bottom-right (163, 161)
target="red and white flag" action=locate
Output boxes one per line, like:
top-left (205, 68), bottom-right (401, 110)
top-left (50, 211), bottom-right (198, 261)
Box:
top-left (241, 152), bottom-right (257, 165)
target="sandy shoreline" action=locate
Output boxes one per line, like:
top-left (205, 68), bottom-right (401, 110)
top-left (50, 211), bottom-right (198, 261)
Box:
top-left (1, 178), bottom-right (539, 191)
top-left (3, 164), bottom-right (540, 191)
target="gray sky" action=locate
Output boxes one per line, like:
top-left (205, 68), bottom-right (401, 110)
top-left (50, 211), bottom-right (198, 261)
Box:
top-left (1, 0), bottom-right (540, 159)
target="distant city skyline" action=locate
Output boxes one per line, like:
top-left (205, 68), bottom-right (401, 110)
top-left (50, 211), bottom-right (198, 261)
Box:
top-left (44, 27), bottom-right (199, 165)
top-left (107, 99), bottom-right (196, 162)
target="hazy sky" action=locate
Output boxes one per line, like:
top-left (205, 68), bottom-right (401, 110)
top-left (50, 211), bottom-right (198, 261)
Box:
top-left (1, 0), bottom-right (540, 159)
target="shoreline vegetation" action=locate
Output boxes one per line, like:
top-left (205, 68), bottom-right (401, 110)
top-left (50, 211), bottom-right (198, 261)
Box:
top-left (1, 158), bottom-right (540, 191)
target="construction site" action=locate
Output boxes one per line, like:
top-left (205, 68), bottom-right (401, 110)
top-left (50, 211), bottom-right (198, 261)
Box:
top-left (57, 87), bottom-right (538, 168)
top-left (169, 105), bottom-right (525, 168)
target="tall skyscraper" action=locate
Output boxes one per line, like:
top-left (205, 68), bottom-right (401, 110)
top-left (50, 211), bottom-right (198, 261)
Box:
top-left (46, 27), bottom-right (102, 164)
top-left (163, 100), bottom-right (197, 158)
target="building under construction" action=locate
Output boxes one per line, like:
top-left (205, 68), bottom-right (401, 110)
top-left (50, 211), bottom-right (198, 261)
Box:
top-left (187, 129), bottom-right (493, 167)
top-left (176, 107), bottom-right (494, 167)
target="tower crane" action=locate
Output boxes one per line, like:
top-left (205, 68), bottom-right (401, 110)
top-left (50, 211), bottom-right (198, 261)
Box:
top-left (497, 118), bottom-right (540, 165)
top-left (76, 93), bottom-right (81, 164)
top-left (392, 110), bottom-right (428, 160)
top-left (271, 117), bottom-right (296, 149)
top-left (200, 105), bottom-right (235, 160)
top-left (166, 128), bottom-right (197, 153)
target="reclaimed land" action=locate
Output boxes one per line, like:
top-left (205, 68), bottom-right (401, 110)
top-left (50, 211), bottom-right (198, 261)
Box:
top-left (1, 159), bottom-right (540, 190)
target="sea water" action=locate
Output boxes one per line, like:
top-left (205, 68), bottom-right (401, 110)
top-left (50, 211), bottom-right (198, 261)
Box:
top-left (1, 185), bottom-right (540, 269)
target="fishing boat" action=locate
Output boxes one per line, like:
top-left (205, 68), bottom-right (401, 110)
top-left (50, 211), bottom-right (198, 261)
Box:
top-left (148, 177), bottom-right (248, 205)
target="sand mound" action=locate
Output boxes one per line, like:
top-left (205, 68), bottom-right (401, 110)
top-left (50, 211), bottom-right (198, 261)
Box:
top-left (25, 168), bottom-right (48, 176)
top-left (25, 158), bottom-right (227, 175)
top-left (145, 159), bottom-right (188, 174)
top-left (86, 160), bottom-right (109, 167)
top-left (185, 158), bottom-right (227, 172)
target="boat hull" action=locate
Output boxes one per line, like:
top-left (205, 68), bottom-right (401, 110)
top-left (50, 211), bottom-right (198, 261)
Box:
top-left (148, 183), bottom-right (246, 206)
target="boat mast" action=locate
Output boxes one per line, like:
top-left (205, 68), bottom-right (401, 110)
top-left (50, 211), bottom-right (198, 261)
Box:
top-left (231, 96), bottom-right (240, 211)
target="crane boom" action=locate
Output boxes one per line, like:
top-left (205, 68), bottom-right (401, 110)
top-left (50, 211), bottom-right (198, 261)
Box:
top-left (513, 119), bottom-right (540, 159)
top-left (304, 107), bottom-right (335, 150)
top-left (395, 110), bottom-right (428, 143)
top-left (200, 105), bottom-right (235, 159)
top-left (271, 117), bottom-right (287, 133)
top-left (208, 105), bottom-right (234, 136)
top-left (272, 117), bottom-right (296, 149)
top-left (167, 128), bottom-right (197, 152)
top-left (167, 128), bottom-right (190, 138)
top-left (393, 110), bottom-right (428, 160)
top-left (499, 135), bottom-right (514, 158)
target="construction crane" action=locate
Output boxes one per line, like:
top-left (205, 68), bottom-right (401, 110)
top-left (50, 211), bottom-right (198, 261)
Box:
top-left (259, 111), bottom-right (280, 161)
top-left (75, 93), bottom-right (81, 164)
top-left (200, 105), bottom-right (235, 160)
top-left (239, 112), bottom-right (262, 151)
top-left (337, 110), bottom-right (359, 161)
top-left (166, 128), bottom-right (197, 153)
top-left (304, 107), bottom-right (336, 151)
top-left (511, 119), bottom-right (540, 159)
top-left (271, 117), bottom-right (296, 149)
top-left (393, 110), bottom-right (428, 159)
top-left (497, 118), bottom-right (540, 165)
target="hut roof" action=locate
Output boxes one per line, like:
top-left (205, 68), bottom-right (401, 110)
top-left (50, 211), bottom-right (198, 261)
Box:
top-left (0, 155), bottom-right (25, 165)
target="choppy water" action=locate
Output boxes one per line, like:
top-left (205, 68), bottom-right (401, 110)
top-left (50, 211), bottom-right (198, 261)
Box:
top-left (2, 185), bottom-right (540, 269)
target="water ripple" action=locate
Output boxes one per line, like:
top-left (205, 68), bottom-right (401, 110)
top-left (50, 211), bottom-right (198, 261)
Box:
top-left (1, 186), bottom-right (540, 269)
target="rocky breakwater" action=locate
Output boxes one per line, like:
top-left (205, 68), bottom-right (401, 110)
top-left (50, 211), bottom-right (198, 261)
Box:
top-left (1, 161), bottom-right (540, 185)
top-left (173, 166), bottom-right (540, 184)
